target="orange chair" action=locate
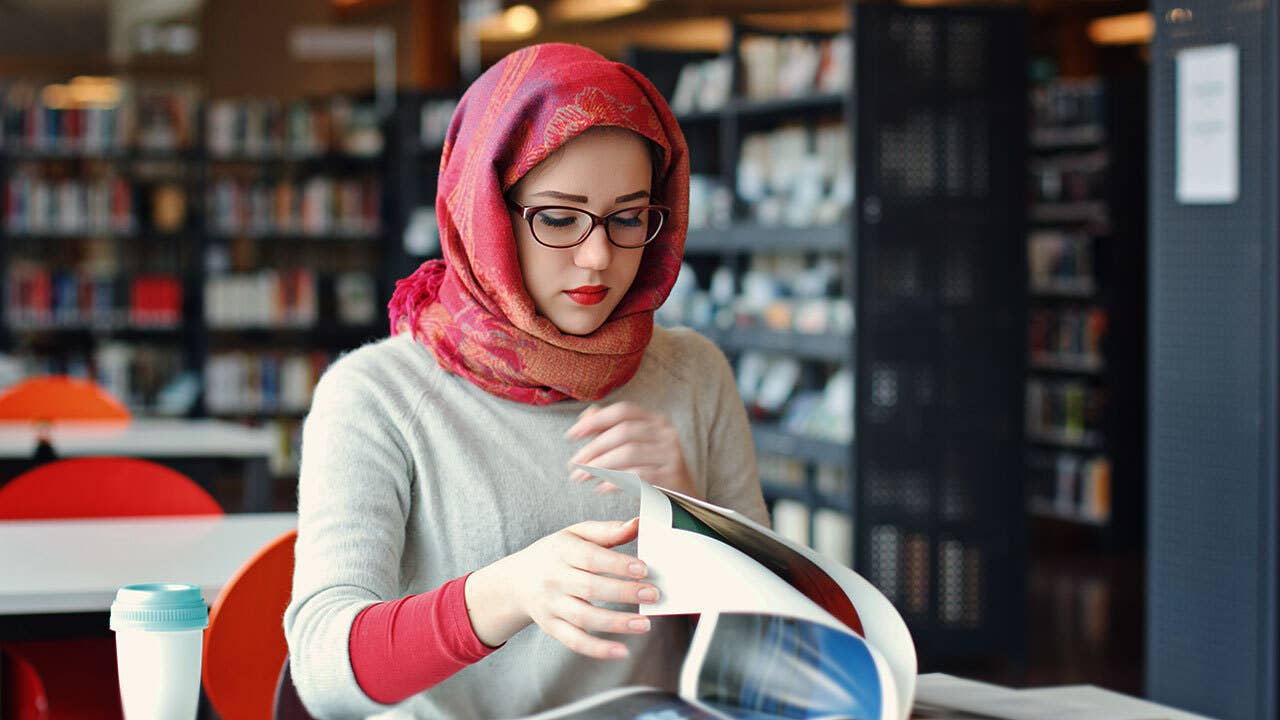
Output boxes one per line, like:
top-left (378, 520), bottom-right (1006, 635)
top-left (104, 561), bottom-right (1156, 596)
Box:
top-left (203, 529), bottom-right (298, 720)
top-left (0, 376), bottom-right (131, 423)
top-left (0, 458), bottom-right (223, 720)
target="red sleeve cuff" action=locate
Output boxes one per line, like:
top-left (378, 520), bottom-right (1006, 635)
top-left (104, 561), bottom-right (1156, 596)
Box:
top-left (349, 573), bottom-right (499, 704)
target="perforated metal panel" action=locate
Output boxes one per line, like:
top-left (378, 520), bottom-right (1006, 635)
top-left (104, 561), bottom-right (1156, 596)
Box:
top-left (854, 5), bottom-right (1026, 659)
top-left (1147, 2), bottom-right (1279, 718)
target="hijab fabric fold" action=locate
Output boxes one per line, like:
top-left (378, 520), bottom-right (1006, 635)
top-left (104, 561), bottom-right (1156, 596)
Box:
top-left (388, 43), bottom-right (689, 405)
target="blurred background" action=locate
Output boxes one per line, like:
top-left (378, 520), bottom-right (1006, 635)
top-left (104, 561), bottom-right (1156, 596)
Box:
top-left (0, 1), bottom-right (1274, 718)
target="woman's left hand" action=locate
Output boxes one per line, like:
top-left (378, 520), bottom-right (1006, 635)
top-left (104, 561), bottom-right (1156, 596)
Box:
top-left (566, 401), bottom-right (699, 499)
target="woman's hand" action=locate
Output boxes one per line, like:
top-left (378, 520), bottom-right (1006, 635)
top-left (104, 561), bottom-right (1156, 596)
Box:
top-left (565, 402), bottom-right (699, 498)
top-left (463, 518), bottom-right (658, 659)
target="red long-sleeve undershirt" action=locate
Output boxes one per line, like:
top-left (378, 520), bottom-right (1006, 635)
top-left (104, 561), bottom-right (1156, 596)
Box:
top-left (348, 573), bottom-right (499, 704)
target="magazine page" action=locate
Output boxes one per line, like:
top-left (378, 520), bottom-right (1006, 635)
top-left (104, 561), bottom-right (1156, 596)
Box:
top-left (578, 464), bottom-right (852, 635)
top-left (519, 686), bottom-right (735, 720)
top-left (680, 612), bottom-right (899, 720)
top-left (577, 465), bottom-right (917, 720)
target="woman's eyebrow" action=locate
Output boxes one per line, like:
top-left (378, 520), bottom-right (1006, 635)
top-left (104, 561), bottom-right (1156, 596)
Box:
top-left (530, 189), bottom-right (650, 204)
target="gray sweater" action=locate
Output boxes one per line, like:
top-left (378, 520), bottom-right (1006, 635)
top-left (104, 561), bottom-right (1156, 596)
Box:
top-left (285, 326), bottom-right (769, 719)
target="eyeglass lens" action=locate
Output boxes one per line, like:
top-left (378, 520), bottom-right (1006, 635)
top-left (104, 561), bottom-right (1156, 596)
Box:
top-left (531, 207), bottom-right (664, 248)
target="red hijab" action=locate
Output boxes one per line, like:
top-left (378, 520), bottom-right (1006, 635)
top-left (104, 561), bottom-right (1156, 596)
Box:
top-left (388, 43), bottom-right (689, 405)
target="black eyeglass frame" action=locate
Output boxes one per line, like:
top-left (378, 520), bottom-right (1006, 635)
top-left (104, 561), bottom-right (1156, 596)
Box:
top-left (507, 199), bottom-right (671, 249)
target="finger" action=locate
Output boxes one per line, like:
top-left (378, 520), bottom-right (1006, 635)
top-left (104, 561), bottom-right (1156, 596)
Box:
top-left (566, 518), bottom-right (640, 548)
top-left (542, 616), bottom-right (629, 659)
top-left (594, 482), bottom-right (622, 495)
top-left (560, 567), bottom-right (660, 605)
top-left (577, 444), bottom-right (659, 474)
top-left (569, 468), bottom-right (592, 483)
top-left (562, 532), bottom-right (648, 577)
top-left (568, 420), bottom-right (653, 467)
top-left (554, 596), bottom-right (651, 635)
top-left (566, 401), bottom-right (650, 439)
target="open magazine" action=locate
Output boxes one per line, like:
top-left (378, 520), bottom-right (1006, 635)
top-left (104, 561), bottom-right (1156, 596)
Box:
top-left (525, 465), bottom-right (917, 720)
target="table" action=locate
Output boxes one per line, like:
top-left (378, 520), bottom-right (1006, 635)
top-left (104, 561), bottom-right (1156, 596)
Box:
top-left (0, 512), bottom-right (296, 636)
top-left (0, 419), bottom-right (277, 511)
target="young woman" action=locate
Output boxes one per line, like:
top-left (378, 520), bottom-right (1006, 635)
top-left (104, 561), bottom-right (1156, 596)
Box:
top-left (285, 43), bottom-right (768, 719)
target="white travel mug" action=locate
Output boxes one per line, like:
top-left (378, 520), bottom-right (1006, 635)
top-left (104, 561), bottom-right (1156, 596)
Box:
top-left (110, 583), bottom-right (209, 720)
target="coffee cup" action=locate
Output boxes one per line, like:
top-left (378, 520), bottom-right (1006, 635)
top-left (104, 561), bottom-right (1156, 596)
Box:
top-left (110, 583), bottom-right (208, 720)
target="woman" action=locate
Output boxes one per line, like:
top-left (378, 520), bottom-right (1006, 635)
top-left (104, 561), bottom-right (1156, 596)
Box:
top-left (285, 43), bottom-right (768, 719)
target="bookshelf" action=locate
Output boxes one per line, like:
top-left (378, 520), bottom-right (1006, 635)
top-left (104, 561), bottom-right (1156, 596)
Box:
top-left (630, 2), bottom-right (1028, 664)
top-left (1024, 75), bottom-right (1146, 548)
top-left (0, 84), bottom-right (418, 495)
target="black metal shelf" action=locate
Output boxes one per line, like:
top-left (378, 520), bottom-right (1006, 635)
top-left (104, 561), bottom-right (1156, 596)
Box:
top-left (1028, 498), bottom-right (1109, 527)
top-left (1029, 124), bottom-right (1105, 149)
top-left (1028, 353), bottom-right (1105, 375)
top-left (684, 221), bottom-right (849, 254)
top-left (730, 92), bottom-right (846, 117)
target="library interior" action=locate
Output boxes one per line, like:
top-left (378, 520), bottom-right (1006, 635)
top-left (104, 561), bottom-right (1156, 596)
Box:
top-left (0, 1), bottom-right (1275, 719)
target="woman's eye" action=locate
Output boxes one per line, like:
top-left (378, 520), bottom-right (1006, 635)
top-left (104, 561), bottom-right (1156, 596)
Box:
top-left (609, 212), bottom-right (643, 228)
top-left (537, 214), bottom-right (579, 228)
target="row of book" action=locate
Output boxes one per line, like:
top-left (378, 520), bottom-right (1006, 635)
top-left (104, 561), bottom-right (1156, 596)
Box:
top-left (4, 172), bottom-right (135, 236)
top-left (6, 265), bottom-right (182, 329)
top-left (1026, 378), bottom-right (1105, 446)
top-left (204, 270), bottom-right (316, 329)
top-left (204, 350), bottom-right (332, 415)
top-left (1029, 306), bottom-right (1107, 368)
top-left (206, 97), bottom-right (383, 159)
top-left (737, 123), bottom-right (852, 228)
top-left (0, 81), bottom-right (201, 153)
top-left (1031, 150), bottom-right (1109, 205)
top-left (205, 176), bottom-right (381, 238)
top-left (759, 454), bottom-right (848, 499)
top-left (1028, 451), bottom-right (1112, 523)
top-left (771, 501), bottom-right (853, 568)
top-left (738, 33), bottom-right (851, 101)
top-left (1031, 79), bottom-right (1105, 138)
top-left (1029, 230), bottom-right (1096, 295)
top-left (661, 258), bottom-right (852, 337)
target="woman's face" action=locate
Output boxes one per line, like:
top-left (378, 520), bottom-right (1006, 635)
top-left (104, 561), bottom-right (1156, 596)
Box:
top-left (509, 127), bottom-right (653, 336)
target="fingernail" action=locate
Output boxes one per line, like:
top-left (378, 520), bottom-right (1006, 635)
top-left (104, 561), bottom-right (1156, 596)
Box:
top-left (638, 587), bottom-right (658, 602)
top-left (628, 618), bottom-right (650, 632)
top-left (610, 645), bottom-right (629, 658)
top-left (629, 562), bottom-right (647, 577)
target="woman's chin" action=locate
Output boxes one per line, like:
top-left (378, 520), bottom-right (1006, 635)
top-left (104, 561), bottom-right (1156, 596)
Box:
top-left (546, 306), bottom-right (611, 336)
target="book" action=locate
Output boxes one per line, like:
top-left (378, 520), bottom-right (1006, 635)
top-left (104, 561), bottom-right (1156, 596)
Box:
top-left (527, 465), bottom-right (917, 720)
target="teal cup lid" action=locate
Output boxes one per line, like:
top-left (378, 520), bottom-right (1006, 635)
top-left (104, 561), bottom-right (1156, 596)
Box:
top-left (110, 583), bottom-right (208, 632)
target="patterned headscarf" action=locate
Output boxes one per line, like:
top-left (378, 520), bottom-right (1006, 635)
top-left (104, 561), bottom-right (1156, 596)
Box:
top-left (387, 43), bottom-right (689, 405)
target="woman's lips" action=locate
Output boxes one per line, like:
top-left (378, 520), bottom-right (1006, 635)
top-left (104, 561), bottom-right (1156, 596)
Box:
top-left (564, 285), bottom-right (608, 306)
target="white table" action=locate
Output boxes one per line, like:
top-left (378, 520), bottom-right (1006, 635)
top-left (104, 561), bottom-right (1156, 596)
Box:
top-left (0, 419), bottom-right (274, 459)
top-left (0, 513), bottom-right (296, 621)
top-left (0, 419), bottom-right (277, 511)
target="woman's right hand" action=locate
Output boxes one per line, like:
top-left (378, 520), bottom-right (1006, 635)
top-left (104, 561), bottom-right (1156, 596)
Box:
top-left (463, 517), bottom-right (659, 659)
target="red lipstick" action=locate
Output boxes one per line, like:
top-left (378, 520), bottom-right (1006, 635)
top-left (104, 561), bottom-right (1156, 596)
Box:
top-left (565, 285), bottom-right (608, 306)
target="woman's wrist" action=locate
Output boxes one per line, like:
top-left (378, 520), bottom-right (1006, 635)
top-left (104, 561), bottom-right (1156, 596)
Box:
top-left (463, 559), bottom-right (529, 648)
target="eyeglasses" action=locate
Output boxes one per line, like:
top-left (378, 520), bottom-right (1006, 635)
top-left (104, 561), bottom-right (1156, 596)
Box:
top-left (508, 200), bottom-right (670, 249)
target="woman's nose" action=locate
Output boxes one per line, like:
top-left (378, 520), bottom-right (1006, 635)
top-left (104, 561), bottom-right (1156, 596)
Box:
top-left (573, 223), bottom-right (612, 271)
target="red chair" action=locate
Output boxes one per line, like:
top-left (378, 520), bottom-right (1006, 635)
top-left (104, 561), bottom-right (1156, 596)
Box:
top-left (0, 376), bottom-right (131, 423)
top-left (202, 528), bottom-right (298, 720)
top-left (0, 458), bottom-right (223, 720)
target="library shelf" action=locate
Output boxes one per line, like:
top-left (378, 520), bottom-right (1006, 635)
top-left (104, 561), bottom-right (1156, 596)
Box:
top-left (1028, 498), bottom-right (1108, 527)
top-left (1028, 353), bottom-right (1105, 375)
top-left (1027, 428), bottom-right (1103, 451)
top-left (750, 422), bottom-right (850, 469)
top-left (695, 325), bottom-right (850, 363)
top-left (729, 92), bottom-right (846, 117)
top-left (1029, 124), bottom-right (1105, 149)
top-left (1030, 201), bottom-right (1109, 225)
top-left (684, 221), bottom-right (849, 254)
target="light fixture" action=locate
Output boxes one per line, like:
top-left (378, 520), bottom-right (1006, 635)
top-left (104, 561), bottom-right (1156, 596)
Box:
top-left (1088, 11), bottom-right (1154, 46)
top-left (550, 0), bottom-right (647, 22)
top-left (504, 4), bottom-right (540, 35)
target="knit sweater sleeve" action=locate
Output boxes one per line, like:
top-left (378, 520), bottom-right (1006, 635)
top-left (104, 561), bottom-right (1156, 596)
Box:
top-left (284, 346), bottom-right (428, 719)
